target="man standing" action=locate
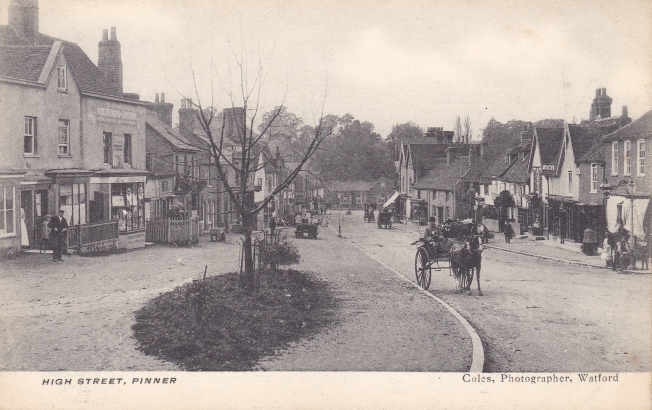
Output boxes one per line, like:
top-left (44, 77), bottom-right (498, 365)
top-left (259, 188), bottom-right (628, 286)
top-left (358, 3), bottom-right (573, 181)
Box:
top-left (48, 210), bottom-right (68, 262)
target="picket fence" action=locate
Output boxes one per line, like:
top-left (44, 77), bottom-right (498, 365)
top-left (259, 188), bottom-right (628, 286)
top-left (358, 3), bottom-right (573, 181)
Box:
top-left (146, 217), bottom-right (200, 245)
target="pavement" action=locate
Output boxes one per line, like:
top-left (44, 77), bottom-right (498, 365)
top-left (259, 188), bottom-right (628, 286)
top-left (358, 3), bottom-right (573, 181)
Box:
top-left (393, 220), bottom-right (651, 274)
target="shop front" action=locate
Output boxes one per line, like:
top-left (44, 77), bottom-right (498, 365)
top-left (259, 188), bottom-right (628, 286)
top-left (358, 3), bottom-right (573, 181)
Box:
top-left (90, 171), bottom-right (148, 249)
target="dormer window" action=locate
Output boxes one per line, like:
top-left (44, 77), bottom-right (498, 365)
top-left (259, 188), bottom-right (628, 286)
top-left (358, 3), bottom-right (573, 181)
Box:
top-left (57, 66), bottom-right (67, 91)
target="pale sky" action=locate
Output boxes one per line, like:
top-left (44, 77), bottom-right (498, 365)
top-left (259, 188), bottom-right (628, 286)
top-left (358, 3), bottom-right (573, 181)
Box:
top-left (2, 0), bottom-right (651, 137)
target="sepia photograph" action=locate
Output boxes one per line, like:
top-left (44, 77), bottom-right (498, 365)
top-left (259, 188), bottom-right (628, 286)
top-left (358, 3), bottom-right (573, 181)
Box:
top-left (0, 0), bottom-right (650, 408)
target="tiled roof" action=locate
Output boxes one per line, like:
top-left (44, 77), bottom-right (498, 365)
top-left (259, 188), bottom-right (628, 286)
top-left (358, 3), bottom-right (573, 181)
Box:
top-left (567, 124), bottom-right (619, 164)
top-left (0, 26), bottom-right (123, 97)
top-left (331, 180), bottom-right (377, 192)
top-left (481, 139), bottom-right (531, 179)
top-left (602, 110), bottom-right (652, 141)
top-left (534, 127), bottom-right (565, 165)
top-left (577, 141), bottom-right (604, 163)
top-left (146, 116), bottom-right (197, 151)
top-left (501, 153), bottom-right (531, 184)
top-left (409, 144), bottom-right (449, 172)
top-left (413, 157), bottom-right (468, 191)
top-left (0, 45), bottom-right (51, 81)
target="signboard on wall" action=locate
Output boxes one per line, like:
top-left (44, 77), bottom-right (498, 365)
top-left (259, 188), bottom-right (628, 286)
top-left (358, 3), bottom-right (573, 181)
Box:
top-left (109, 176), bottom-right (146, 183)
top-left (533, 167), bottom-right (542, 194)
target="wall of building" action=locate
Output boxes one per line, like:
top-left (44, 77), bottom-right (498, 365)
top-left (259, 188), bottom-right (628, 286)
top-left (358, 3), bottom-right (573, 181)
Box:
top-left (81, 97), bottom-right (146, 170)
top-left (0, 52), bottom-right (82, 171)
top-left (578, 162), bottom-right (604, 205)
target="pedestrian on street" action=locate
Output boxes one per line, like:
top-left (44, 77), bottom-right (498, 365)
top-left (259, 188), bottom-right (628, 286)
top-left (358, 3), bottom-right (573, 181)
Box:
top-left (601, 232), bottom-right (613, 267)
top-left (269, 216), bottom-right (276, 240)
top-left (47, 209), bottom-right (68, 262)
top-left (504, 221), bottom-right (514, 244)
top-left (582, 226), bottom-right (597, 255)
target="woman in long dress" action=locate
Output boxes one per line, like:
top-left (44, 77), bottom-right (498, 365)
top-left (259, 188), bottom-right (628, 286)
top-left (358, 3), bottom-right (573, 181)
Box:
top-left (20, 208), bottom-right (29, 247)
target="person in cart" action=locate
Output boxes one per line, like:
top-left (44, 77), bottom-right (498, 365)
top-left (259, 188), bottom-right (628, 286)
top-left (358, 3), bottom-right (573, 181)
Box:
top-left (423, 217), bottom-right (444, 253)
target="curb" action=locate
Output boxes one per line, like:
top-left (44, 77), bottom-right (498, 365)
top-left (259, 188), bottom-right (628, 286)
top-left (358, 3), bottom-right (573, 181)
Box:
top-left (484, 244), bottom-right (607, 269)
top-left (327, 225), bottom-right (485, 373)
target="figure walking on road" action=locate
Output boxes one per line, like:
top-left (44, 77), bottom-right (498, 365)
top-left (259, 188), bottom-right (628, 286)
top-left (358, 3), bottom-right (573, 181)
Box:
top-left (504, 221), bottom-right (514, 244)
top-left (47, 210), bottom-right (68, 262)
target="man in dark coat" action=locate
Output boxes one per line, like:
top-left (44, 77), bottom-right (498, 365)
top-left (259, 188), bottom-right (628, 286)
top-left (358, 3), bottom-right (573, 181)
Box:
top-left (47, 210), bottom-right (68, 262)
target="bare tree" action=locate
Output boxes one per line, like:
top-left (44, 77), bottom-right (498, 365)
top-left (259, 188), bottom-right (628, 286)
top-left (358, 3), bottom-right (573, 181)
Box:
top-left (454, 115), bottom-right (463, 143)
top-left (463, 115), bottom-right (472, 144)
top-left (181, 58), bottom-right (333, 292)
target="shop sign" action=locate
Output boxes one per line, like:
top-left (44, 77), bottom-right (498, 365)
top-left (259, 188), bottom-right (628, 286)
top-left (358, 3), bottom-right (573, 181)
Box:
top-left (109, 176), bottom-right (146, 183)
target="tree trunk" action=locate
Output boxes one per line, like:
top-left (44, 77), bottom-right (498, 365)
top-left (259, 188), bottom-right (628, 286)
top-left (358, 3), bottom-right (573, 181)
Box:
top-left (241, 211), bottom-right (256, 291)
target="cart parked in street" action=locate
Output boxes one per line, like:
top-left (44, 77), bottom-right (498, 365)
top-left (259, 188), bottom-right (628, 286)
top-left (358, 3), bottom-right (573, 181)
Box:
top-left (377, 210), bottom-right (392, 229)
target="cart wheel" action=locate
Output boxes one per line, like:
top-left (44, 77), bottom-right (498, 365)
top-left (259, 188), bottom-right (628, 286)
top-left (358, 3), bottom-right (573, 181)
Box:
top-left (415, 248), bottom-right (431, 290)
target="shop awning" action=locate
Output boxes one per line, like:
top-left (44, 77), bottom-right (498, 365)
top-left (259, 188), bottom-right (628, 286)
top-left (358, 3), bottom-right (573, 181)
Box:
top-left (383, 191), bottom-right (400, 209)
top-left (606, 195), bottom-right (650, 238)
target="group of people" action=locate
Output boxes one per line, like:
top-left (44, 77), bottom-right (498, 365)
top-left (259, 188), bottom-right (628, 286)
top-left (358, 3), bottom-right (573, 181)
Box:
top-left (423, 217), bottom-right (487, 252)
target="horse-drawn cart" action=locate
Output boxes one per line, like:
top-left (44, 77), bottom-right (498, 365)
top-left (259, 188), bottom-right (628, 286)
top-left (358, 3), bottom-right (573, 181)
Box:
top-left (412, 230), bottom-right (483, 295)
top-left (363, 203), bottom-right (376, 223)
top-left (295, 222), bottom-right (318, 239)
top-left (377, 210), bottom-right (392, 229)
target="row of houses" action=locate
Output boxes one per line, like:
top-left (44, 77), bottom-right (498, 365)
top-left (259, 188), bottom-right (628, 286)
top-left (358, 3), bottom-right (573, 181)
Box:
top-left (0, 0), bottom-right (320, 257)
top-left (396, 88), bottom-right (650, 254)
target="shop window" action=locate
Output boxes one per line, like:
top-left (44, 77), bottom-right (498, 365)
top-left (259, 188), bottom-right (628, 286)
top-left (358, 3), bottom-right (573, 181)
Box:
top-left (24, 116), bottom-right (37, 154)
top-left (111, 182), bottom-right (145, 232)
top-left (0, 185), bottom-right (15, 236)
top-left (59, 184), bottom-right (86, 225)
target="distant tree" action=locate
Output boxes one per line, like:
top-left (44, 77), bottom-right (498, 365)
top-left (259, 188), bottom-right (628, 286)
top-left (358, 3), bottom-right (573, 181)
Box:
top-left (313, 115), bottom-right (394, 182)
top-left (481, 118), bottom-right (563, 163)
top-left (463, 115), bottom-right (472, 144)
top-left (387, 122), bottom-right (423, 161)
top-left (454, 115), bottom-right (463, 143)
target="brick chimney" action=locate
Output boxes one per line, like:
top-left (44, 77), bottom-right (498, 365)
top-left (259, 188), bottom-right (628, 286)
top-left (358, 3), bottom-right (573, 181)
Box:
top-left (469, 145), bottom-right (476, 167)
top-left (222, 107), bottom-right (246, 140)
top-left (150, 92), bottom-right (173, 126)
top-left (178, 98), bottom-right (197, 137)
top-left (589, 87), bottom-right (612, 119)
top-left (8, 0), bottom-right (39, 45)
top-left (98, 27), bottom-right (123, 94)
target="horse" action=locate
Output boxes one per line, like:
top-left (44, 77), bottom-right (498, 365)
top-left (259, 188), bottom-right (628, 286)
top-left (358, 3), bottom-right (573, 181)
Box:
top-left (444, 235), bottom-right (483, 296)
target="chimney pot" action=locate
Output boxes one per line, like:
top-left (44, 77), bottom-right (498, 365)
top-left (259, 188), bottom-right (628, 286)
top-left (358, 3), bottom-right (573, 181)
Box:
top-left (102, 29), bottom-right (108, 41)
top-left (601, 87), bottom-right (606, 96)
top-left (161, 92), bottom-right (165, 103)
top-left (596, 88), bottom-right (601, 96)
top-left (110, 27), bottom-right (117, 40)
top-left (622, 105), bottom-right (628, 118)
top-left (155, 93), bottom-right (159, 103)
